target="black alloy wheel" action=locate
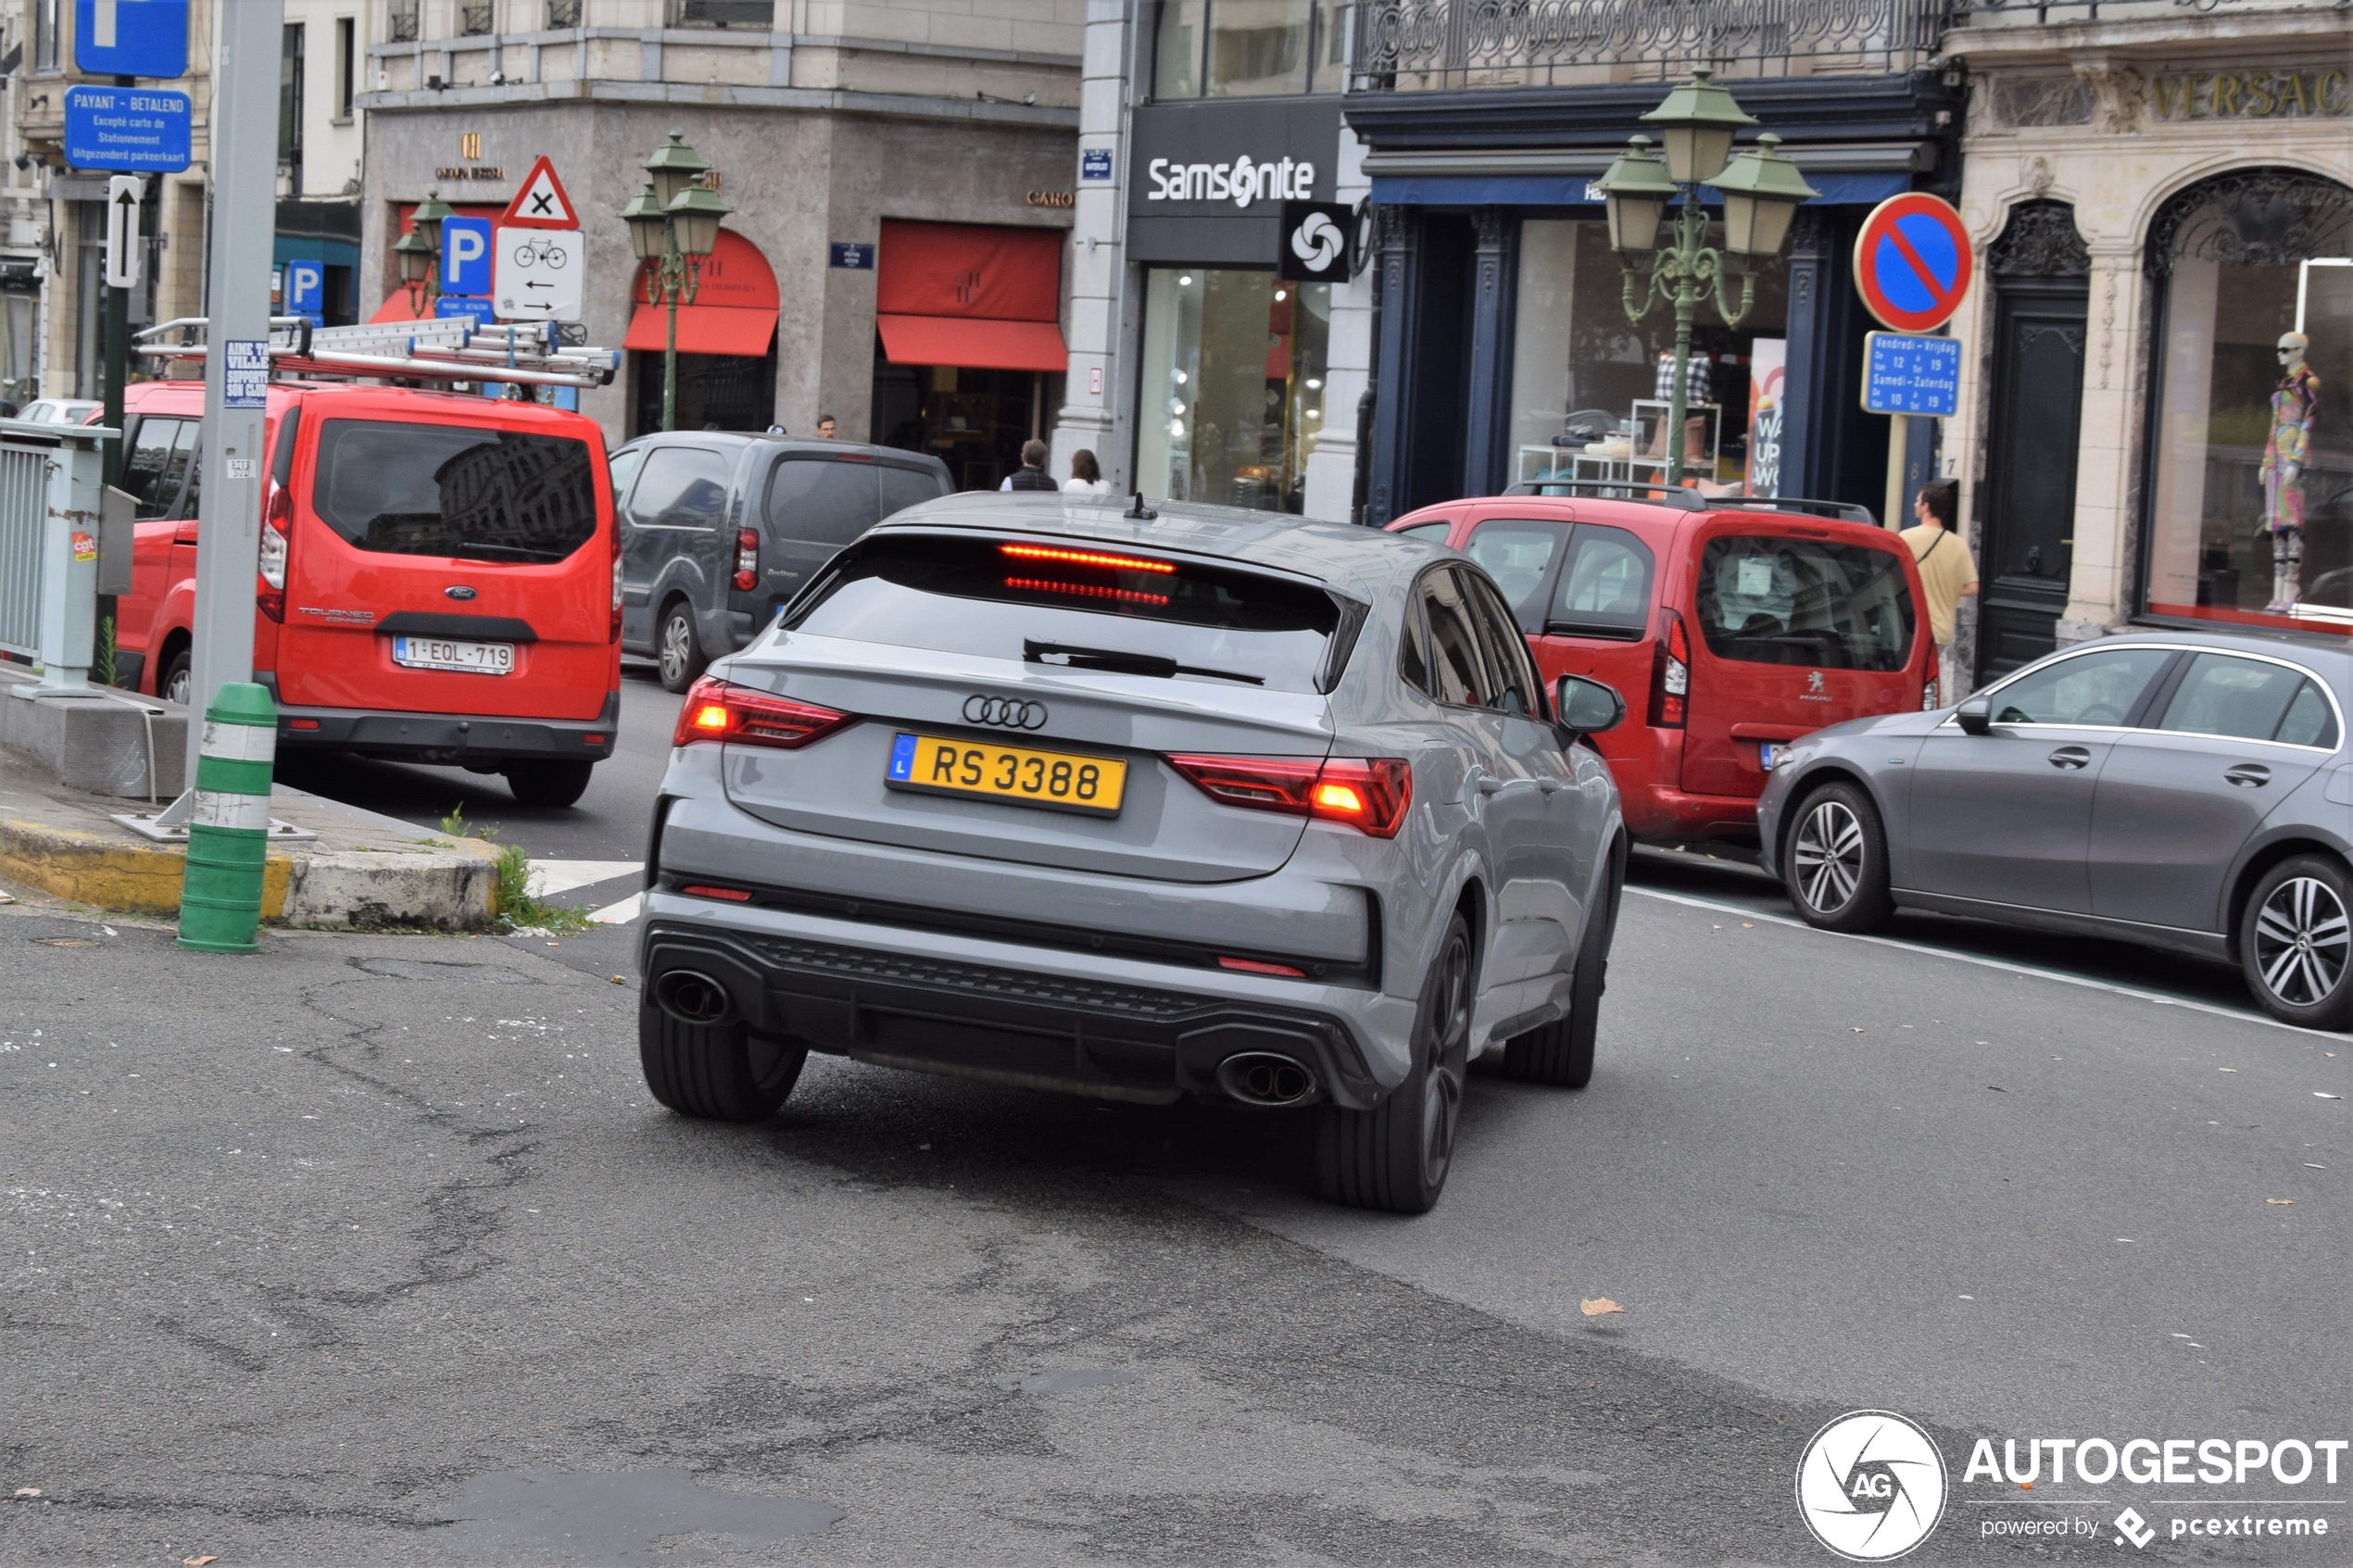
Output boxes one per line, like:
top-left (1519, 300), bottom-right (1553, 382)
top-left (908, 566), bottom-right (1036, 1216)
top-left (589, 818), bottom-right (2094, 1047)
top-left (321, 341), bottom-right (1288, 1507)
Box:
top-left (1316, 912), bottom-right (1473, 1214)
top-left (2242, 854), bottom-right (2353, 1030)
top-left (1784, 780), bottom-right (1894, 934)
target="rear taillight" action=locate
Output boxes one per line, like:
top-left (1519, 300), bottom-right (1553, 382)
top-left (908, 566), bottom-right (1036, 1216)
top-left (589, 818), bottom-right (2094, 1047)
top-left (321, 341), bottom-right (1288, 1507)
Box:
top-left (733, 528), bottom-right (759, 593)
top-left (1921, 674), bottom-right (1941, 710)
top-left (672, 675), bottom-right (852, 751)
top-left (1167, 754), bottom-right (1412, 838)
top-left (256, 487), bottom-right (291, 621)
top-left (610, 521), bottom-right (624, 643)
top-left (1649, 608), bottom-right (1690, 728)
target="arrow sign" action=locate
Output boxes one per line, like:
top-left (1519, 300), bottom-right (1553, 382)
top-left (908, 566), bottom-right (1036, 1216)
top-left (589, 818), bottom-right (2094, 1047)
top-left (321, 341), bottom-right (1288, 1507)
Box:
top-left (105, 175), bottom-right (141, 290)
top-left (494, 227), bottom-right (584, 324)
top-left (1853, 194), bottom-right (1974, 335)
top-left (499, 156), bottom-right (581, 231)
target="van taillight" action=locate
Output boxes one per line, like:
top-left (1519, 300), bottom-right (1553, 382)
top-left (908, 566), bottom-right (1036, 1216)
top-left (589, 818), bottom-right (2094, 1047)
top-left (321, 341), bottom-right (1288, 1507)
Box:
top-left (256, 487), bottom-right (292, 621)
top-left (1922, 675), bottom-right (1941, 710)
top-left (1649, 608), bottom-right (1690, 728)
top-left (610, 521), bottom-right (623, 643)
top-left (673, 675), bottom-right (852, 750)
top-left (733, 528), bottom-right (759, 592)
top-left (1167, 755), bottom-right (1413, 838)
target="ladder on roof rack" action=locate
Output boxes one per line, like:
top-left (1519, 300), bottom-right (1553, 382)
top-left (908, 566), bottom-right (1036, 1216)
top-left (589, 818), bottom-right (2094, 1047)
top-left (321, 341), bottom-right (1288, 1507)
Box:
top-left (132, 315), bottom-right (620, 390)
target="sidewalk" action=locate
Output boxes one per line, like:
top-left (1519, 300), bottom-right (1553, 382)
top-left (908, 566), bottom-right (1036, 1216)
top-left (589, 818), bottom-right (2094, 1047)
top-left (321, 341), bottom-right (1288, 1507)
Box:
top-left (0, 743), bottom-right (501, 927)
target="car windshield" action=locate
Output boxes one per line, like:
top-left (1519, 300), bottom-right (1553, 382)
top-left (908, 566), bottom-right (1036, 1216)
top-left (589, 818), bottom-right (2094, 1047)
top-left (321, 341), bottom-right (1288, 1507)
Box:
top-left (311, 419), bottom-right (600, 563)
top-left (786, 533), bottom-right (1348, 694)
top-left (1694, 534), bottom-right (1916, 672)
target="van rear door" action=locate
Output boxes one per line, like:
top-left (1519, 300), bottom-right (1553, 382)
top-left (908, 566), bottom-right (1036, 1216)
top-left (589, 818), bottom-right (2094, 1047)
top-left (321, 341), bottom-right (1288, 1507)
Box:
top-left (275, 410), bottom-right (612, 721)
top-left (1680, 524), bottom-right (1922, 798)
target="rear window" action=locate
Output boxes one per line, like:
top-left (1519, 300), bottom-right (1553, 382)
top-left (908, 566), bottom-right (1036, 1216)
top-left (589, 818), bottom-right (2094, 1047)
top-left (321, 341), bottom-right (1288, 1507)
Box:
top-left (879, 464), bottom-right (947, 519)
top-left (786, 533), bottom-right (1348, 694)
top-left (1695, 534), bottom-right (1916, 672)
top-left (766, 457), bottom-right (882, 546)
top-left (311, 419), bottom-right (598, 564)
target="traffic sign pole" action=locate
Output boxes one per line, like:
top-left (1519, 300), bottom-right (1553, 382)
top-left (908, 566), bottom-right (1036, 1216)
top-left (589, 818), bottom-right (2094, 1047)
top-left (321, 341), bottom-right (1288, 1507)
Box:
top-left (183, 0), bottom-right (281, 785)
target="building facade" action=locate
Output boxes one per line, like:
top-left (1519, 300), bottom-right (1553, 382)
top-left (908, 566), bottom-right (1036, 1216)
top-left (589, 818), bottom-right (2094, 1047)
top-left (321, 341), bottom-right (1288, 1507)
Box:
top-left (359, 0), bottom-right (1084, 471)
top-left (1941, 0), bottom-right (2353, 681)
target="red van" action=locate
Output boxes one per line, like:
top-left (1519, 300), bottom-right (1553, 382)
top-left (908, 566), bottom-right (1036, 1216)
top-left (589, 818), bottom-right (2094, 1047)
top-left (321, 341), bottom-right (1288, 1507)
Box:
top-left (1389, 489), bottom-right (1934, 845)
top-left (111, 380), bottom-right (621, 807)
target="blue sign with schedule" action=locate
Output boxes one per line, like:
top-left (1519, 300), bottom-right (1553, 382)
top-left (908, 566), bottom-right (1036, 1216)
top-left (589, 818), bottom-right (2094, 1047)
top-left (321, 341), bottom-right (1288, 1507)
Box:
top-left (1862, 332), bottom-right (1961, 417)
top-left (434, 295), bottom-right (496, 328)
top-left (75, 0), bottom-right (190, 79)
top-left (63, 85), bottom-right (192, 172)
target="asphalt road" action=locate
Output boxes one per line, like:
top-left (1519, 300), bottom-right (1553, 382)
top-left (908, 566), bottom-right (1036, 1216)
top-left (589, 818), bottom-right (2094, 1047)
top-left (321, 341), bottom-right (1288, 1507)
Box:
top-left (4, 876), bottom-right (2342, 1564)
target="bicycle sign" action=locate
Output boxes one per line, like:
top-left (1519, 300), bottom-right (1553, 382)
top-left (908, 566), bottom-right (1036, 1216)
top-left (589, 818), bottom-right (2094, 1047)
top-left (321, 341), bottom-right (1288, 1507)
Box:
top-left (493, 225), bottom-right (584, 324)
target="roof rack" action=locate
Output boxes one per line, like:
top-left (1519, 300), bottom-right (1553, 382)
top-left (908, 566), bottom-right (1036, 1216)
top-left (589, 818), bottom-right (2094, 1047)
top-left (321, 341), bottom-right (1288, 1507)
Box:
top-left (1497, 480), bottom-right (1879, 525)
top-left (1705, 495), bottom-right (1880, 526)
top-left (133, 316), bottom-right (619, 390)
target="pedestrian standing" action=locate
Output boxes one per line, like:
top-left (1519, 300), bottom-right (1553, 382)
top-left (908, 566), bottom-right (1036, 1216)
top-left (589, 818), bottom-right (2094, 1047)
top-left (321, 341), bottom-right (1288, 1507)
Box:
top-left (817, 414), bottom-right (837, 440)
top-left (1063, 449), bottom-right (1111, 495)
top-left (1000, 439), bottom-right (1058, 492)
top-left (1900, 477), bottom-right (1978, 703)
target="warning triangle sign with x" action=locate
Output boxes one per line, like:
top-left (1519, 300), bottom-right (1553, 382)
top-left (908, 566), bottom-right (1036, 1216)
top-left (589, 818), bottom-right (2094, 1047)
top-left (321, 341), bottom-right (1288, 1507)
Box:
top-left (500, 157), bottom-right (580, 230)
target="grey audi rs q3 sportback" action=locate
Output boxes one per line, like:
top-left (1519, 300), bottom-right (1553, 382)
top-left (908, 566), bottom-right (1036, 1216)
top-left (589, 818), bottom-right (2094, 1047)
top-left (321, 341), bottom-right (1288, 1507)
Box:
top-left (1759, 631), bottom-right (2353, 1028)
top-left (636, 493), bottom-right (1629, 1212)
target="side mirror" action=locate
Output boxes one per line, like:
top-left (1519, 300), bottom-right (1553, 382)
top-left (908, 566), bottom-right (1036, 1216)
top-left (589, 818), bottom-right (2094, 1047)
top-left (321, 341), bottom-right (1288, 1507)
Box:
top-left (1956, 695), bottom-right (1992, 735)
top-left (1555, 673), bottom-right (1627, 737)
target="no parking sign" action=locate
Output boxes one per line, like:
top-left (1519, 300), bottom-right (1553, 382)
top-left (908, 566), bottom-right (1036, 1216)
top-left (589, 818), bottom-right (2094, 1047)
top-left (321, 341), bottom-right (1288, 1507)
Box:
top-left (1852, 194), bottom-right (1972, 334)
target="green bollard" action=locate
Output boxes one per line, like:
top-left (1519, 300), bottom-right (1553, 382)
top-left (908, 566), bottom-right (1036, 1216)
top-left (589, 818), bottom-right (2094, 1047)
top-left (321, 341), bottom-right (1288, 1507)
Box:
top-left (177, 682), bottom-right (278, 953)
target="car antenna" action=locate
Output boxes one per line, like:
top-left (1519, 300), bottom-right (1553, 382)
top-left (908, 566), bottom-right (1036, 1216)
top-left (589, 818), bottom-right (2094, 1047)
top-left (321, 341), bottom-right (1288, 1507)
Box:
top-left (1125, 489), bottom-right (1157, 521)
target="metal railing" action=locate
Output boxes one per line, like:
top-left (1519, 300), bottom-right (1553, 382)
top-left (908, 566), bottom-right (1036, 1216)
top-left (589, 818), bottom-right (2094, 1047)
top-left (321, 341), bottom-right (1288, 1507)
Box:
top-left (1950, 0), bottom-right (2343, 25)
top-left (0, 420), bottom-right (114, 691)
top-left (1349, 0), bottom-right (1950, 86)
top-left (0, 433), bottom-right (48, 660)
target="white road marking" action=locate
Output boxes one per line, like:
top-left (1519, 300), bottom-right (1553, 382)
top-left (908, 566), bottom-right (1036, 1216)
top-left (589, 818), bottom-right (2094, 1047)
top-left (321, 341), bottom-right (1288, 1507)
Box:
top-left (587, 892), bottom-right (644, 926)
top-left (526, 859), bottom-right (643, 898)
top-left (1628, 884), bottom-right (2347, 1041)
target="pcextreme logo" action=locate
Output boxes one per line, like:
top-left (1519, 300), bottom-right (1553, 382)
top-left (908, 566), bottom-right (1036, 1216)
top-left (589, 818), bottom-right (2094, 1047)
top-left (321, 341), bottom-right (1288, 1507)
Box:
top-left (1797, 1411), bottom-right (1949, 1562)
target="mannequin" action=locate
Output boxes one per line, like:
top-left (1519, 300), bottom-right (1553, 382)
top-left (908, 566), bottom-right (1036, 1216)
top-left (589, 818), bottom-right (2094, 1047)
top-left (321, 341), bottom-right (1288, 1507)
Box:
top-left (2262, 331), bottom-right (2321, 612)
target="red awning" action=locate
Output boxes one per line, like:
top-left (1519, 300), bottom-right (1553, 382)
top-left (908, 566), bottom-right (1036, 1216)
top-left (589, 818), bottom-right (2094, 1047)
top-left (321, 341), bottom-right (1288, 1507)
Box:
top-left (623, 303), bottom-right (778, 357)
top-left (368, 290), bottom-right (435, 323)
top-left (876, 313), bottom-right (1066, 373)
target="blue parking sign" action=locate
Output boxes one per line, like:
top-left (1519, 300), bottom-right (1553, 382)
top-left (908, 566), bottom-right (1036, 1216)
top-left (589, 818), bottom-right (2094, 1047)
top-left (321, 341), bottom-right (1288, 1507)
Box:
top-left (438, 217), bottom-right (493, 296)
top-left (75, 0), bottom-right (190, 79)
top-left (285, 258), bottom-right (324, 320)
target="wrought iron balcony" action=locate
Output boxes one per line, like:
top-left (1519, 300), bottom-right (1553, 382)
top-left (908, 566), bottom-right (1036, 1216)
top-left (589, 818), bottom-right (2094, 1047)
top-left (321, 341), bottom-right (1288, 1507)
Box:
top-left (1348, 0), bottom-right (1951, 89)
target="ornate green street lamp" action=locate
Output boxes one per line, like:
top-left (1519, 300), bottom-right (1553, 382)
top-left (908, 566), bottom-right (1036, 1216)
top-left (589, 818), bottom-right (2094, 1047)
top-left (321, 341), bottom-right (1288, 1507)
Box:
top-left (395, 188), bottom-right (454, 313)
top-left (620, 132), bottom-right (732, 433)
top-left (1598, 69), bottom-right (1818, 486)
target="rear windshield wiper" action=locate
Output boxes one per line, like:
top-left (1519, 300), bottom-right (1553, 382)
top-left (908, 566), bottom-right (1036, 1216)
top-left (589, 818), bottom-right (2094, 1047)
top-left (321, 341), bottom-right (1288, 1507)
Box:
top-left (1023, 639), bottom-right (1265, 685)
top-left (447, 542), bottom-right (567, 562)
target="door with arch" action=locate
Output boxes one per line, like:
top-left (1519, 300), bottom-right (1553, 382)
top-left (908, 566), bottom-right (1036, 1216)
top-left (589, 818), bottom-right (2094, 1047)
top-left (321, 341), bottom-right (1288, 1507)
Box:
top-left (1978, 200), bottom-right (2091, 681)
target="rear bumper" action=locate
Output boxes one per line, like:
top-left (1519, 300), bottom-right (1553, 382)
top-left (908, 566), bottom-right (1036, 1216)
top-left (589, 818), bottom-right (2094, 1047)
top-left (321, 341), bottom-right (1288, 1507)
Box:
top-left (1624, 784), bottom-right (1764, 845)
top-left (638, 895), bottom-right (1396, 1110)
top-left (258, 679), bottom-right (620, 764)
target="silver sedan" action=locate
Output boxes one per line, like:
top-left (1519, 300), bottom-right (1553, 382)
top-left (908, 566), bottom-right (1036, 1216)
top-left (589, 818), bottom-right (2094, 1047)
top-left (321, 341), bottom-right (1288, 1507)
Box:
top-left (1757, 631), bottom-right (2353, 1028)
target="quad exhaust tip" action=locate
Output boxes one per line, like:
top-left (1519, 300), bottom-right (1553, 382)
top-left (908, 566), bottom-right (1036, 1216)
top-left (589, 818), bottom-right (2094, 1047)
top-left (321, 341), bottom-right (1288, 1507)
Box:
top-left (1216, 1051), bottom-right (1318, 1108)
top-left (652, 969), bottom-right (738, 1027)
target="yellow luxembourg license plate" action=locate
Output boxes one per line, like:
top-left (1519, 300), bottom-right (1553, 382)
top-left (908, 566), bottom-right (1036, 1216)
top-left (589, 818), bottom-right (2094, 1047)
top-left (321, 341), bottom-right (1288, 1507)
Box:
top-left (885, 732), bottom-right (1126, 816)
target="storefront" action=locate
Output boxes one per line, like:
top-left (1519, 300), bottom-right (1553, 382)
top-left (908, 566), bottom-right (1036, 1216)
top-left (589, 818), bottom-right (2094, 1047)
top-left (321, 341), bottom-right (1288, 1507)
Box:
top-left (1346, 65), bottom-right (1963, 524)
top-left (1126, 97), bottom-right (1347, 512)
top-left (870, 220), bottom-right (1068, 491)
top-left (1944, 1), bottom-right (2353, 678)
top-left (624, 229), bottom-right (780, 436)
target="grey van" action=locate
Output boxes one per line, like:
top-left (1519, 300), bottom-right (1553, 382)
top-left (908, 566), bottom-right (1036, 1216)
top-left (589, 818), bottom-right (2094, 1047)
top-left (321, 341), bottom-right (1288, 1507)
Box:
top-left (614, 433), bottom-right (952, 692)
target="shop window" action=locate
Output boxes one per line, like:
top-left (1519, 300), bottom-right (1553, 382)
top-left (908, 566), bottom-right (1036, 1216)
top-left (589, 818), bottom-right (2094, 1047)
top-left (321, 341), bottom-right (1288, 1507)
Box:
top-left (1153, 0), bottom-right (1344, 99)
top-left (1137, 269), bottom-right (1330, 512)
top-left (2144, 169), bottom-right (2353, 633)
top-left (871, 363), bottom-right (1048, 493)
top-left (1508, 220), bottom-right (1787, 491)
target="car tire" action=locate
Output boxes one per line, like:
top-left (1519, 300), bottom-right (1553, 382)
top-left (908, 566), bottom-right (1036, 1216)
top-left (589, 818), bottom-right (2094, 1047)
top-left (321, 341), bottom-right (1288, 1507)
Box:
top-left (1504, 840), bottom-right (1623, 1088)
top-left (657, 601), bottom-right (707, 694)
top-left (161, 648), bottom-right (193, 707)
top-left (503, 759), bottom-right (594, 809)
top-left (1315, 912), bottom-right (1472, 1215)
top-left (1783, 779), bottom-right (1894, 934)
top-left (2240, 854), bottom-right (2353, 1030)
top-left (638, 1002), bottom-right (808, 1123)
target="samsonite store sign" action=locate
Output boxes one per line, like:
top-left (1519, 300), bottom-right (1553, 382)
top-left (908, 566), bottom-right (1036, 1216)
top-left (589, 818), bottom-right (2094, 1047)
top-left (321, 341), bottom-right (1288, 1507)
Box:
top-left (1128, 98), bottom-right (1342, 267)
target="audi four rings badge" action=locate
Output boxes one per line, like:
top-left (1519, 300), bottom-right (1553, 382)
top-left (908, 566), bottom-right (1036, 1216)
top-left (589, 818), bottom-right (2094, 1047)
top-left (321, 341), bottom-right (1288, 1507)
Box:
top-left (964, 696), bottom-right (1049, 730)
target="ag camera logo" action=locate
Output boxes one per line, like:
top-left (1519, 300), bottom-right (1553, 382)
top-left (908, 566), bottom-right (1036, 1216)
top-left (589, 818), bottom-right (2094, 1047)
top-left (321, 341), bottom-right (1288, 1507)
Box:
top-left (1290, 209), bottom-right (1344, 272)
top-left (1796, 1411), bottom-right (1948, 1562)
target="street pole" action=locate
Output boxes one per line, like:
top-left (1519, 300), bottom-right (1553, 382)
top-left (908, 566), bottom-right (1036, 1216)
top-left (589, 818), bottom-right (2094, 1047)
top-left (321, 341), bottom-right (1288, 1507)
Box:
top-left (183, 0), bottom-right (282, 782)
top-left (662, 238), bottom-right (678, 433)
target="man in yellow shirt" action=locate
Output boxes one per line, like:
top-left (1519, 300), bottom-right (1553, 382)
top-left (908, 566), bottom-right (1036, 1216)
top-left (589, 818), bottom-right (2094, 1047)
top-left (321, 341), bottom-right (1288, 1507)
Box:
top-left (1900, 477), bottom-right (1978, 702)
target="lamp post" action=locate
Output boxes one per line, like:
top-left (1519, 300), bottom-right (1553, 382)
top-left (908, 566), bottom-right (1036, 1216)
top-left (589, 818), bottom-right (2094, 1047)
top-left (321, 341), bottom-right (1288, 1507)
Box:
top-left (395, 188), bottom-right (453, 314)
top-left (620, 132), bottom-right (731, 433)
top-left (1597, 69), bottom-right (1818, 488)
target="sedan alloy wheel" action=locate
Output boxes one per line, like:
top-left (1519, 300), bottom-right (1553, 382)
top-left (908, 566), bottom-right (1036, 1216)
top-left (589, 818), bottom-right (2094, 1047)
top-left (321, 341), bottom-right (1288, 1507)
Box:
top-left (2253, 874), bottom-right (2350, 1008)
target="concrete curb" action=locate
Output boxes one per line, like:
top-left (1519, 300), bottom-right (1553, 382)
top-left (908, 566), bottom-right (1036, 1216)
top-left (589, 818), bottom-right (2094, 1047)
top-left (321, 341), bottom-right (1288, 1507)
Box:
top-left (0, 779), bottom-right (503, 929)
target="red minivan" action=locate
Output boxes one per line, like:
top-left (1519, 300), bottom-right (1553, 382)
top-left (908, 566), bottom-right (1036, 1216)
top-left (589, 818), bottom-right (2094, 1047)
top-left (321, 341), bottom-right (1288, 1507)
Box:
top-left (1390, 489), bottom-right (1933, 845)
top-left (111, 380), bottom-right (621, 807)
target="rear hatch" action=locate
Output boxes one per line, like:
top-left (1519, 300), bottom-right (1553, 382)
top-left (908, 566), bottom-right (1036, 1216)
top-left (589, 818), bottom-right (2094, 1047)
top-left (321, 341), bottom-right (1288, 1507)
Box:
top-left (714, 530), bottom-right (1347, 883)
top-left (276, 402), bottom-right (613, 719)
top-left (1680, 522), bottom-right (1922, 798)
